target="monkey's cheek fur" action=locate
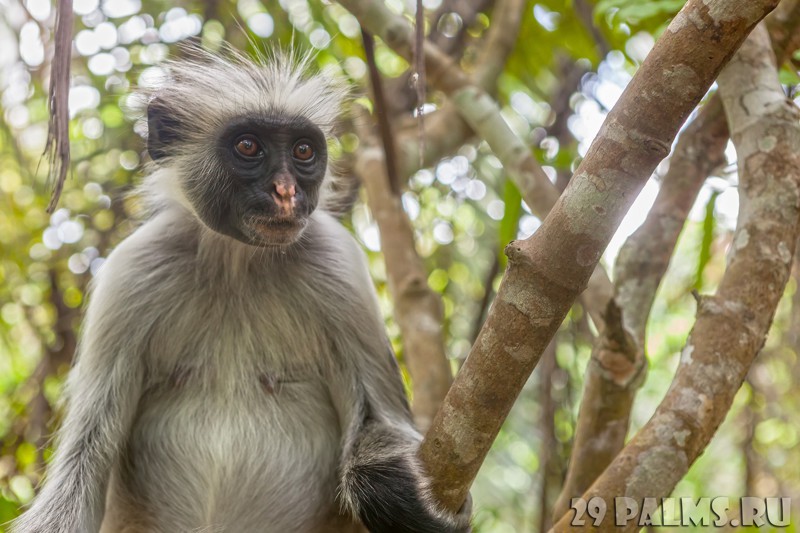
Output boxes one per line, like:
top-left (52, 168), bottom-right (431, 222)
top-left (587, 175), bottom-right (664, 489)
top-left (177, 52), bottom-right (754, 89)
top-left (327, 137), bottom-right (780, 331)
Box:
top-left (246, 217), bottom-right (309, 246)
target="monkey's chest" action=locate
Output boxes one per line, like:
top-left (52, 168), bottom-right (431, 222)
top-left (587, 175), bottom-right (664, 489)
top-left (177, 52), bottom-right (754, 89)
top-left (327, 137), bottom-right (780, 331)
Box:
top-left (118, 364), bottom-right (344, 531)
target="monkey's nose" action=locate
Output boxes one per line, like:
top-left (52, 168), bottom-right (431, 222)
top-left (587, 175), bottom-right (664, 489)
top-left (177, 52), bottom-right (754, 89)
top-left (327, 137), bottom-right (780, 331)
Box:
top-left (271, 181), bottom-right (296, 214)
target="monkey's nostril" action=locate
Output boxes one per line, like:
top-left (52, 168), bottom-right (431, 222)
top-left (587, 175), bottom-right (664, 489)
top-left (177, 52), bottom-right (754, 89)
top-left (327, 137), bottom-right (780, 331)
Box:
top-left (273, 182), bottom-right (296, 201)
top-left (271, 181), bottom-right (297, 214)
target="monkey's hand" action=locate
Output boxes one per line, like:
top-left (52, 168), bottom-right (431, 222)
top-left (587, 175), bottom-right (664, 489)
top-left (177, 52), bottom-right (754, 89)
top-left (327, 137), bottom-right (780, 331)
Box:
top-left (339, 419), bottom-right (472, 533)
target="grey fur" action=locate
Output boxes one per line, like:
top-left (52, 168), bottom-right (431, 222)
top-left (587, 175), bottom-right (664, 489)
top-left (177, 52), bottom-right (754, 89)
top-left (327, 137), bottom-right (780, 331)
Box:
top-left (12, 50), bottom-right (469, 533)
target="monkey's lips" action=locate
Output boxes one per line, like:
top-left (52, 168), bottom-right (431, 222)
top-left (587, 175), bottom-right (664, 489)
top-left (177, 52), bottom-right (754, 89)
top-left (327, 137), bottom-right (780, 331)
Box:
top-left (246, 216), bottom-right (308, 245)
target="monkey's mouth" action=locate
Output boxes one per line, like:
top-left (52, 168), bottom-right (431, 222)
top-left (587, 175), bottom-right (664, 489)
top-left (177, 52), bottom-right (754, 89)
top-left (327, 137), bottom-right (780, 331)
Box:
top-left (246, 216), bottom-right (308, 246)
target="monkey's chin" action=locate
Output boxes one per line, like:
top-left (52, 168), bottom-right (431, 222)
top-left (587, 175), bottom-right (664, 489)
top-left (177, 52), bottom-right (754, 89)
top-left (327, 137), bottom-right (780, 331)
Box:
top-left (246, 217), bottom-right (308, 247)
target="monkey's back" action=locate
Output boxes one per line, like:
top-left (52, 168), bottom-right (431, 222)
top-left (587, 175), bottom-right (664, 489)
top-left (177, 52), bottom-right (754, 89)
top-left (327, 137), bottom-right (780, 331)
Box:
top-left (97, 208), bottom-right (366, 532)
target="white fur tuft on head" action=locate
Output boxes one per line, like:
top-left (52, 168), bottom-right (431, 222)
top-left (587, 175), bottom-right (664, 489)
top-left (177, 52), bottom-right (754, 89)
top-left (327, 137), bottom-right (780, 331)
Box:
top-left (144, 45), bottom-right (348, 139)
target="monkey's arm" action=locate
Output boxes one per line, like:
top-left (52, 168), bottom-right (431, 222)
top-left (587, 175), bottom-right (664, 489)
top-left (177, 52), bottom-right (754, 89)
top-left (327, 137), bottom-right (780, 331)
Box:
top-left (326, 230), bottom-right (470, 533)
top-left (11, 247), bottom-right (149, 533)
top-left (334, 358), bottom-right (471, 533)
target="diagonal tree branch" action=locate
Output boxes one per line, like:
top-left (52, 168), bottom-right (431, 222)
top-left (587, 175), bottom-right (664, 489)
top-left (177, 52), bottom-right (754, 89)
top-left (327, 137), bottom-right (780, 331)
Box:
top-left (469, 54), bottom-right (588, 350)
top-left (551, 20), bottom-right (800, 532)
top-left (410, 0), bottom-right (775, 511)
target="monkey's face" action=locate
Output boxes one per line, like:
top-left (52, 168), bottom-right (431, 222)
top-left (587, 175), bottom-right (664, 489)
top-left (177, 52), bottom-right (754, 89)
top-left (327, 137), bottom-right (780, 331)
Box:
top-left (149, 106), bottom-right (329, 246)
top-left (206, 116), bottom-right (328, 246)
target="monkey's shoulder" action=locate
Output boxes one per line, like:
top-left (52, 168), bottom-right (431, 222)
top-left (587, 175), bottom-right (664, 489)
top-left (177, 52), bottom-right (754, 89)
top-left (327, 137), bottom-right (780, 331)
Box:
top-left (92, 212), bottom-right (199, 291)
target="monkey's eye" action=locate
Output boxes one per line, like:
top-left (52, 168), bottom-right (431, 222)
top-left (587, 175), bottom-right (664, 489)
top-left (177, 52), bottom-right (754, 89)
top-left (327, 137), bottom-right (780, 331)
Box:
top-left (292, 141), bottom-right (315, 162)
top-left (235, 135), bottom-right (261, 158)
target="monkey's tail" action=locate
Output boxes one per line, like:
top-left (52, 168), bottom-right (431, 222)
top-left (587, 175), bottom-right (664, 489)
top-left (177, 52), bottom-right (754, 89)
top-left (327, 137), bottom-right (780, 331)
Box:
top-left (338, 418), bottom-right (471, 533)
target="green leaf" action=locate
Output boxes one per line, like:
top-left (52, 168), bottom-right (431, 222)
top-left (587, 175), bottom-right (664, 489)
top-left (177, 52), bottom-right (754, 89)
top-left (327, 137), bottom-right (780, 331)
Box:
top-left (695, 190), bottom-right (720, 290)
top-left (498, 178), bottom-right (522, 267)
top-left (0, 495), bottom-right (21, 526)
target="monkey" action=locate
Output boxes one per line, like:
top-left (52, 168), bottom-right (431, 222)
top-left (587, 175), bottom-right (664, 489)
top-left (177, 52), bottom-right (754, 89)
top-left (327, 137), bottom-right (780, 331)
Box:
top-left (11, 49), bottom-right (471, 533)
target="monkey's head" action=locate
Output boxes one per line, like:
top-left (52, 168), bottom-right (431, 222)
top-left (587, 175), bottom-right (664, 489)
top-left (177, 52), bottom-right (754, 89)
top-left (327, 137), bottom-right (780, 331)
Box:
top-left (143, 49), bottom-right (347, 246)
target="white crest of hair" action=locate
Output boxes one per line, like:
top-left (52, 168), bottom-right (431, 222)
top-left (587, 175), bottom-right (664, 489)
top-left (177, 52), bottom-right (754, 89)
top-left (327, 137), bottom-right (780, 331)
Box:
top-left (149, 44), bottom-right (347, 136)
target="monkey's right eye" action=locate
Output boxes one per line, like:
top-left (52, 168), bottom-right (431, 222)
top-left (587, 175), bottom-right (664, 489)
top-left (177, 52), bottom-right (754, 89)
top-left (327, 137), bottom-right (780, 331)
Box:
top-left (235, 136), bottom-right (262, 158)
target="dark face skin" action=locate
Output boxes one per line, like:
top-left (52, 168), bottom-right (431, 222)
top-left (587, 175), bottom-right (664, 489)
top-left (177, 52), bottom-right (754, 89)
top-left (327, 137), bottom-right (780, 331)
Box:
top-left (148, 105), bottom-right (328, 247)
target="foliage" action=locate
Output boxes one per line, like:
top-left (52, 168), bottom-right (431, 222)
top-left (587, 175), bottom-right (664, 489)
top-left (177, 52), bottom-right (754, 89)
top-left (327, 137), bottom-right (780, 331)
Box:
top-left (0, 0), bottom-right (799, 531)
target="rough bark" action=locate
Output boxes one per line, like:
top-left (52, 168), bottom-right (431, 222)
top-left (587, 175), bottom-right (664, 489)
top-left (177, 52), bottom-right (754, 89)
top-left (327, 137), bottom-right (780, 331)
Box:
top-left (551, 21), bottom-right (800, 532)
top-left (553, 95), bottom-right (730, 519)
top-left (414, 0), bottom-right (778, 512)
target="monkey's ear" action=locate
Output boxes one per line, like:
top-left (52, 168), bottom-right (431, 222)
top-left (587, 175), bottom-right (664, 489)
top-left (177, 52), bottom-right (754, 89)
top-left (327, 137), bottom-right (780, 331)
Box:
top-left (147, 98), bottom-right (180, 161)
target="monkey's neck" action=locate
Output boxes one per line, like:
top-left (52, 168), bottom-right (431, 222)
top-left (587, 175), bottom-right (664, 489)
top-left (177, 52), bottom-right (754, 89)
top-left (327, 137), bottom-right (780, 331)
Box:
top-left (140, 169), bottom-right (312, 279)
top-left (155, 204), bottom-right (307, 285)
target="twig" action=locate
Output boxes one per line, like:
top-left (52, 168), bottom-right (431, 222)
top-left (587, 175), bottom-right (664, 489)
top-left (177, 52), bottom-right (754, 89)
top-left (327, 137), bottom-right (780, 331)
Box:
top-left (45, 0), bottom-right (74, 213)
top-left (362, 30), bottom-right (402, 195)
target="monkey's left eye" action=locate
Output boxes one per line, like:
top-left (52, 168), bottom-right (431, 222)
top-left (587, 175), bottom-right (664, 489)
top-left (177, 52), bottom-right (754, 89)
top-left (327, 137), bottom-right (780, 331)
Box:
top-left (292, 141), bottom-right (315, 162)
top-left (235, 135), bottom-right (262, 158)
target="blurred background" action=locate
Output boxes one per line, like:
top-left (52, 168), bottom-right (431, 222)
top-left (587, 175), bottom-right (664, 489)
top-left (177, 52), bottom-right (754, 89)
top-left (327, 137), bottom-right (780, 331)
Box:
top-left (1, 0), bottom-right (799, 530)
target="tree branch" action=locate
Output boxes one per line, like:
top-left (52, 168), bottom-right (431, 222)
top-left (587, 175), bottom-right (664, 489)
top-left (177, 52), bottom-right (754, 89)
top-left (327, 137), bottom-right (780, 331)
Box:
top-left (362, 29), bottom-right (402, 195)
top-left (350, 0), bottom-right (527, 430)
top-left (551, 20), bottom-right (800, 532)
top-left (553, 94), bottom-right (730, 518)
top-left (354, 132), bottom-right (454, 431)
top-left (414, 0), bottom-right (778, 511)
